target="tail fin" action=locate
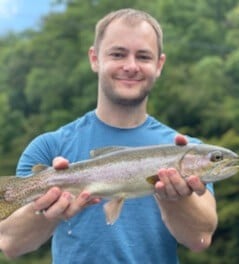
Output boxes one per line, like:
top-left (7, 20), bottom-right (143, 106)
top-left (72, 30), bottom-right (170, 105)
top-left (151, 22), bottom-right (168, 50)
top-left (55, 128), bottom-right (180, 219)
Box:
top-left (0, 176), bottom-right (22, 220)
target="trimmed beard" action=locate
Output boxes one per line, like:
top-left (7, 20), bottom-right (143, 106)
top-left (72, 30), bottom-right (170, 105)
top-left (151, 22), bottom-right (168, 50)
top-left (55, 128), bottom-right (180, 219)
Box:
top-left (102, 87), bottom-right (150, 106)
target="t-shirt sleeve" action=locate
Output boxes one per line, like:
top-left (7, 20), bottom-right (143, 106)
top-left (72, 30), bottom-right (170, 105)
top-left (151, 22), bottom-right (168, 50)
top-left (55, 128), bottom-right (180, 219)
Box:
top-left (16, 132), bottom-right (59, 177)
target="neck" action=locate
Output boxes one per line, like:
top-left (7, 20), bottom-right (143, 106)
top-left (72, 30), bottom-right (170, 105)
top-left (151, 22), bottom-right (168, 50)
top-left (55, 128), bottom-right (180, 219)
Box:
top-left (96, 101), bottom-right (148, 129)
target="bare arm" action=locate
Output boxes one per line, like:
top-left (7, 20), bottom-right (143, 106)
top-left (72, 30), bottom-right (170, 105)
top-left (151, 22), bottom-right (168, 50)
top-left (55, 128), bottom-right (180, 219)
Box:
top-left (154, 135), bottom-right (217, 251)
top-left (0, 201), bottom-right (58, 258)
top-left (0, 187), bottom-right (61, 258)
top-left (155, 170), bottom-right (217, 252)
top-left (0, 158), bottom-right (99, 259)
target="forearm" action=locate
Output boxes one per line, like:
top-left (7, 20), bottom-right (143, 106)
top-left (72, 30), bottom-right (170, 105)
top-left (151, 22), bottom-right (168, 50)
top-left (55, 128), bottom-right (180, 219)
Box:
top-left (0, 185), bottom-right (97, 259)
top-left (0, 203), bottom-right (59, 259)
top-left (156, 190), bottom-right (217, 252)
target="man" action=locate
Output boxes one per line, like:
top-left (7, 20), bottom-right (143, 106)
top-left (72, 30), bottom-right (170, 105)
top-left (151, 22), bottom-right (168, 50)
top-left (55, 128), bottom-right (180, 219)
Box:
top-left (0, 8), bottom-right (217, 263)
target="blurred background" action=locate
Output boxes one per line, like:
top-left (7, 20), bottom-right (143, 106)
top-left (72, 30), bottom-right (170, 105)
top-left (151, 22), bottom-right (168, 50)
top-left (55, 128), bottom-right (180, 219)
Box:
top-left (0, 0), bottom-right (239, 263)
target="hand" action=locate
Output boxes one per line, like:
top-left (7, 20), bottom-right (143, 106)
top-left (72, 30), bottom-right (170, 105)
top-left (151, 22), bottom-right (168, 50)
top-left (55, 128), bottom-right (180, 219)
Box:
top-left (33, 157), bottom-right (100, 220)
top-left (155, 168), bottom-right (206, 201)
top-left (155, 134), bottom-right (206, 200)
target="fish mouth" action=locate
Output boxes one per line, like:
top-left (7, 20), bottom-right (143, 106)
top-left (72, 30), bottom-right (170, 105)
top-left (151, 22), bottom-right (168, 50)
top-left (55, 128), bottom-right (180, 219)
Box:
top-left (217, 158), bottom-right (239, 180)
top-left (225, 158), bottom-right (239, 168)
top-left (204, 158), bottom-right (239, 183)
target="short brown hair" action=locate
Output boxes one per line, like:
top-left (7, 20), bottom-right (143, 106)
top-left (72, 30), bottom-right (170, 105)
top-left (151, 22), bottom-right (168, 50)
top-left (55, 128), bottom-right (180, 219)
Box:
top-left (93, 8), bottom-right (163, 56)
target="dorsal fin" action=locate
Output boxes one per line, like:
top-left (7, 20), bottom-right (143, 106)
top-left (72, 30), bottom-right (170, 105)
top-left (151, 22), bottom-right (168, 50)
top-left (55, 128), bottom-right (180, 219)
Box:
top-left (32, 164), bottom-right (49, 174)
top-left (90, 146), bottom-right (129, 158)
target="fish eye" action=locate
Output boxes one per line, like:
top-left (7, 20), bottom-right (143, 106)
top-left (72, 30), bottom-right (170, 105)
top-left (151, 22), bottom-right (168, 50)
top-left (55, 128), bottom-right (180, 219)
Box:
top-left (210, 151), bottom-right (223, 162)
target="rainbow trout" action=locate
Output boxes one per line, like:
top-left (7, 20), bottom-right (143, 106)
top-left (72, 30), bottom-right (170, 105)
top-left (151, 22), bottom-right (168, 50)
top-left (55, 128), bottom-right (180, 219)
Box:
top-left (0, 143), bottom-right (239, 224)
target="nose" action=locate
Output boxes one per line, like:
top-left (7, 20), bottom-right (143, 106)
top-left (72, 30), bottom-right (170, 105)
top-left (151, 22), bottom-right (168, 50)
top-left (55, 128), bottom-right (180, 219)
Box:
top-left (122, 55), bottom-right (140, 73)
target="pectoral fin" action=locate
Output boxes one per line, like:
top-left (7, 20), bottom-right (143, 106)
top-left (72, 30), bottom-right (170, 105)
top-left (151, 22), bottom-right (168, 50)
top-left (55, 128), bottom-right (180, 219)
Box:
top-left (146, 175), bottom-right (158, 185)
top-left (103, 197), bottom-right (125, 225)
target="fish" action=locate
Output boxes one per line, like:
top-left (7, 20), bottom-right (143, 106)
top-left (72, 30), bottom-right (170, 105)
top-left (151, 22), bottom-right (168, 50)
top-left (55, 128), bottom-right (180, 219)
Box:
top-left (0, 143), bottom-right (239, 224)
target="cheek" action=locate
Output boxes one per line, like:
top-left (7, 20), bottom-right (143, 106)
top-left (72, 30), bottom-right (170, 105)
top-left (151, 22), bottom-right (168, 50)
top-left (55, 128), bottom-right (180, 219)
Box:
top-left (180, 155), bottom-right (211, 176)
top-left (98, 61), bottom-right (113, 74)
top-left (98, 64), bottom-right (115, 85)
top-left (145, 67), bottom-right (160, 84)
top-left (144, 64), bottom-right (160, 78)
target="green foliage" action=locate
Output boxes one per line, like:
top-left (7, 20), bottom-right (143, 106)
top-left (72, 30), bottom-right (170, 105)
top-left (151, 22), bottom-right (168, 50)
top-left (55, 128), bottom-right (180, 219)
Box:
top-left (0, 0), bottom-right (239, 263)
top-left (0, 243), bottom-right (51, 264)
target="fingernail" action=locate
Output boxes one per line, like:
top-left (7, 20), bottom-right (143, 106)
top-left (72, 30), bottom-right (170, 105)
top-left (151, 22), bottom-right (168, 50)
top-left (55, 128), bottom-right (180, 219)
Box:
top-left (51, 187), bottom-right (61, 196)
top-left (62, 192), bottom-right (72, 201)
top-left (81, 192), bottom-right (90, 200)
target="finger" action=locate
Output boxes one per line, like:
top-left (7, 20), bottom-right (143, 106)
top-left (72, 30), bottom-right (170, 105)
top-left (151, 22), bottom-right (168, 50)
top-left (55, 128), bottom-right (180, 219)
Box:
top-left (52, 156), bottom-right (69, 170)
top-left (158, 169), bottom-right (178, 199)
top-left (62, 191), bottom-right (100, 219)
top-left (33, 187), bottom-right (62, 211)
top-left (174, 134), bottom-right (188, 146)
top-left (156, 168), bottom-right (192, 200)
top-left (186, 176), bottom-right (206, 196)
top-left (166, 168), bottom-right (193, 197)
top-left (43, 192), bottom-right (73, 220)
top-left (154, 180), bottom-right (166, 199)
top-left (156, 168), bottom-right (179, 199)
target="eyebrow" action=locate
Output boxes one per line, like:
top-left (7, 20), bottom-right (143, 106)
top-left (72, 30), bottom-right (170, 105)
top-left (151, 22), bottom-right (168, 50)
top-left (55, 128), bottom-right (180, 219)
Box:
top-left (106, 46), bottom-right (154, 55)
top-left (106, 46), bottom-right (127, 53)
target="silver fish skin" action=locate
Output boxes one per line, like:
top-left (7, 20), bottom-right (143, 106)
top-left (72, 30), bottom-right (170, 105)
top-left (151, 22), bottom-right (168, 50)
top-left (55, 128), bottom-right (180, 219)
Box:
top-left (0, 143), bottom-right (238, 224)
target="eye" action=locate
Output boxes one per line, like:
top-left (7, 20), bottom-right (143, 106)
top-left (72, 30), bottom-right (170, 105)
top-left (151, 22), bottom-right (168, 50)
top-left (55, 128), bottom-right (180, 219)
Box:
top-left (137, 55), bottom-right (152, 61)
top-left (110, 52), bottom-right (125, 59)
top-left (210, 151), bottom-right (224, 162)
top-left (136, 52), bottom-right (153, 61)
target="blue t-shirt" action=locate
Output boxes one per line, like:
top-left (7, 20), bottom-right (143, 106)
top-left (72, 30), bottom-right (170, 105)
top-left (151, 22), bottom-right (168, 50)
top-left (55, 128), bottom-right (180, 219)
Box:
top-left (17, 111), bottom-right (213, 264)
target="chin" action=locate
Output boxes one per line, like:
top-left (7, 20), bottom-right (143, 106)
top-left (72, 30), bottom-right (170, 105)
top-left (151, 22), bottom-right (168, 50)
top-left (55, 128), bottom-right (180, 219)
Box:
top-left (113, 94), bottom-right (148, 106)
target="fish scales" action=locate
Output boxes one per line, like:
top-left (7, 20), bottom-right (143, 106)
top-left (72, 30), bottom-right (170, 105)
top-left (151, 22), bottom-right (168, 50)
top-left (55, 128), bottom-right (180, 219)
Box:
top-left (0, 143), bottom-right (238, 223)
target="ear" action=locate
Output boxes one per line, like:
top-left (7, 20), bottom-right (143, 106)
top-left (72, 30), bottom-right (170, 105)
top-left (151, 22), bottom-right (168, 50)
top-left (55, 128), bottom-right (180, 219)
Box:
top-left (156, 53), bottom-right (166, 78)
top-left (88, 46), bottom-right (99, 73)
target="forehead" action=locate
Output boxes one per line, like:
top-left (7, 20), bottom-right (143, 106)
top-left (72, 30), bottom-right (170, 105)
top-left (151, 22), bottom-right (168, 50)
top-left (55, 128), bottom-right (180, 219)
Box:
top-left (100, 19), bottom-right (158, 52)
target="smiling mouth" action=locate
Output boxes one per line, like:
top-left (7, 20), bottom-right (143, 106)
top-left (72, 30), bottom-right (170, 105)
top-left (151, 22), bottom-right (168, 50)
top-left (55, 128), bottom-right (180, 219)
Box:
top-left (116, 78), bottom-right (143, 83)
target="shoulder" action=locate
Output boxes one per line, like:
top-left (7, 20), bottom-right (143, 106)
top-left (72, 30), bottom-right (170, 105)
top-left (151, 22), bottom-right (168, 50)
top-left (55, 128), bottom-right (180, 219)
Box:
top-left (146, 115), bottom-right (201, 144)
top-left (144, 116), bottom-right (178, 143)
top-left (16, 111), bottom-right (94, 175)
top-left (39, 111), bottom-right (96, 145)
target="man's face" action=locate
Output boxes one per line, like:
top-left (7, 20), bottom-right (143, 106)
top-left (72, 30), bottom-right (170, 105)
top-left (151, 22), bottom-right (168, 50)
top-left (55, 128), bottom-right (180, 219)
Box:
top-left (89, 19), bottom-right (165, 106)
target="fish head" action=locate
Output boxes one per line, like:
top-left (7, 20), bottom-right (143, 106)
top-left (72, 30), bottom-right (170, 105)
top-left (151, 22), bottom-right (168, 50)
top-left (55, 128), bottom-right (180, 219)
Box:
top-left (179, 144), bottom-right (239, 183)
